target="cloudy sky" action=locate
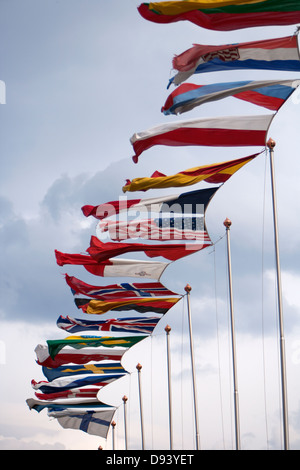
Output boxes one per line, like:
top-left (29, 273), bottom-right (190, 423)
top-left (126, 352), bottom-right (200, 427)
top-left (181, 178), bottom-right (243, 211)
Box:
top-left (1, 0), bottom-right (300, 451)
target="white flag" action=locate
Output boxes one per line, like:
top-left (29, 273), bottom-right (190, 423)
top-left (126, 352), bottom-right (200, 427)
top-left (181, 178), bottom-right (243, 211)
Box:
top-left (49, 408), bottom-right (116, 438)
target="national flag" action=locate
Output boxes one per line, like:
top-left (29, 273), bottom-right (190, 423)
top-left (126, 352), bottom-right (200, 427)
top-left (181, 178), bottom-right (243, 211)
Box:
top-left (138, 1), bottom-right (300, 31)
top-left (74, 296), bottom-right (181, 315)
top-left (64, 275), bottom-right (179, 299)
top-left (42, 361), bottom-right (127, 381)
top-left (97, 216), bottom-right (212, 242)
top-left (86, 236), bottom-right (209, 262)
top-left (47, 408), bottom-right (116, 438)
top-left (55, 251), bottom-right (169, 280)
top-left (46, 335), bottom-right (147, 359)
top-left (162, 79), bottom-right (300, 115)
top-left (27, 398), bottom-right (112, 412)
top-left (31, 373), bottom-right (125, 394)
top-left (57, 315), bottom-right (162, 335)
top-left (82, 187), bottom-right (218, 221)
top-left (35, 344), bottom-right (128, 368)
top-left (123, 153), bottom-right (259, 192)
top-left (34, 388), bottom-right (102, 402)
top-left (169, 35), bottom-right (300, 87)
top-left (130, 114), bottom-right (273, 162)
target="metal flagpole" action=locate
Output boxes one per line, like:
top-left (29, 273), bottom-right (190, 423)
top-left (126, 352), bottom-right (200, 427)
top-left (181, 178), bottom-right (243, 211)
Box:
top-left (184, 284), bottom-right (200, 450)
top-left (111, 420), bottom-right (116, 450)
top-left (267, 138), bottom-right (289, 450)
top-left (224, 218), bottom-right (241, 450)
top-left (165, 325), bottom-right (173, 450)
top-left (136, 363), bottom-right (145, 450)
top-left (122, 395), bottom-right (128, 450)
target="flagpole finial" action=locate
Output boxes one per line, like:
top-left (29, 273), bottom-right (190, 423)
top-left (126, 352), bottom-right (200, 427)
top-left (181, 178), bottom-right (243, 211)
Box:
top-left (136, 363), bottom-right (142, 371)
top-left (185, 284), bottom-right (192, 293)
top-left (165, 324), bottom-right (171, 334)
top-left (122, 395), bottom-right (128, 403)
top-left (267, 138), bottom-right (276, 149)
top-left (111, 421), bottom-right (116, 427)
top-left (224, 218), bottom-right (232, 229)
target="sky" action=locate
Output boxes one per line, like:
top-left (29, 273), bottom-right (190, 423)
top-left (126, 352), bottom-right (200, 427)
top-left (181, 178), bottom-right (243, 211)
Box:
top-left (1, 0), bottom-right (300, 451)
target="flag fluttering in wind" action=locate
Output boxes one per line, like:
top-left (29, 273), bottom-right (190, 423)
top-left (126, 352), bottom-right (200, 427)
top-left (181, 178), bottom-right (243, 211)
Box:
top-left (33, 390), bottom-right (102, 403)
top-left (123, 153), bottom-right (260, 192)
top-left (130, 114), bottom-right (273, 163)
top-left (162, 79), bottom-right (300, 115)
top-left (138, 1), bottom-right (300, 31)
top-left (97, 216), bottom-right (211, 242)
top-left (28, 400), bottom-right (117, 438)
top-left (55, 238), bottom-right (208, 273)
top-left (87, 236), bottom-right (209, 262)
top-left (31, 373), bottom-right (126, 394)
top-left (82, 187), bottom-right (217, 221)
top-left (74, 296), bottom-right (181, 315)
top-left (55, 252), bottom-right (169, 279)
top-left (27, 398), bottom-right (112, 411)
top-left (57, 315), bottom-right (162, 335)
top-left (46, 335), bottom-right (147, 359)
top-left (169, 35), bottom-right (300, 87)
top-left (47, 408), bottom-right (116, 438)
top-left (42, 361), bottom-right (127, 381)
top-left (35, 343), bottom-right (129, 368)
top-left (64, 275), bottom-right (179, 299)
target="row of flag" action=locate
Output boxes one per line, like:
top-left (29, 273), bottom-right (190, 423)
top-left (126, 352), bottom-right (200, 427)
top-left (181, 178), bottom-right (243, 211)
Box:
top-left (26, 1), bottom-right (300, 446)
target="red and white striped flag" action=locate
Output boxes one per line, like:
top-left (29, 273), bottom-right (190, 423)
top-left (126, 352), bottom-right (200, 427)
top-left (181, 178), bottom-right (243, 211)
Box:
top-left (130, 114), bottom-right (273, 163)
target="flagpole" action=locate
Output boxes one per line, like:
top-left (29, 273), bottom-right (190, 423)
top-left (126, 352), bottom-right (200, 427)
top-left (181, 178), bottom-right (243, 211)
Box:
top-left (267, 138), bottom-right (289, 450)
top-left (184, 284), bottom-right (200, 450)
top-left (122, 395), bottom-right (128, 450)
top-left (111, 420), bottom-right (116, 450)
top-left (136, 363), bottom-right (145, 450)
top-left (224, 218), bottom-right (241, 451)
top-left (165, 325), bottom-right (173, 450)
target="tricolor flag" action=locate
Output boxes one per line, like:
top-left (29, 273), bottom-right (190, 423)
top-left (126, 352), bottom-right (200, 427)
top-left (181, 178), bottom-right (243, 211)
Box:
top-left (35, 344), bottom-right (128, 368)
top-left (169, 35), bottom-right (300, 87)
top-left (82, 187), bottom-right (218, 221)
top-left (74, 296), bottom-right (181, 315)
top-left (47, 408), bottom-right (116, 438)
top-left (57, 315), bottom-right (162, 335)
top-left (86, 236), bottom-right (209, 262)
top-left (42, 361), bottom-right (127, 381)
top-left (46, 335), bottom-right (147, 359)
top-left (97, 216), bottom-right (211, 242)
top-left (64, 275), bottom-right (179, 299)
top-left (138, 1), bottom-right (300, 31)
top-left (130, 114), bottom-right (273, 163)
top-left (123, 153), bottom-right (259, 192)
top-left (55, 252), bottom-right (169, 280)
top-left (162, 79), bottom-right (300, 115)
top-left (31, 373), bottom-right (125, 394)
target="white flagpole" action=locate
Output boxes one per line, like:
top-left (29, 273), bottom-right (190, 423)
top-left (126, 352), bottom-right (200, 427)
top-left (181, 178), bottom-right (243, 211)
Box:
top-left (184, 284), bottom-right (200, 450)
top-left (267, 138), bottom-right (289, 450)
top-left (122, 395), bottom-right (128, 450)
top-left (165, 325), bottom-right (173, 450)
top-left (224, 218), bottom-right (241, 450)
top-left (136, 363), bottom-right (145, 450)
top-left (111, 420), bottom-right (116, 450)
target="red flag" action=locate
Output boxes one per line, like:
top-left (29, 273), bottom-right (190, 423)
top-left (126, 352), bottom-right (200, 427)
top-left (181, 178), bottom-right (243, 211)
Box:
top-left (87, 236), bottom-right (208, 261)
